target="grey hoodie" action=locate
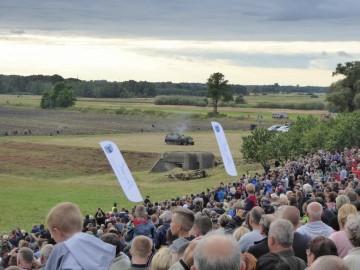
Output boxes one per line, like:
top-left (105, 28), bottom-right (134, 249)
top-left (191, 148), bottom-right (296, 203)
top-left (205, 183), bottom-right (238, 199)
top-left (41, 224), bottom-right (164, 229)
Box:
top-left (45, 232), bottom-right (116, 270)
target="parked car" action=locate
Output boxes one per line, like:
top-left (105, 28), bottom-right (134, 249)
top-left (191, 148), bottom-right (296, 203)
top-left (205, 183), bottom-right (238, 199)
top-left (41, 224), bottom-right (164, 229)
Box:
top-left (272, 112), bottom-right (288, 119)
top-left (267, 125), bottom-right (281, 132)
top-left (276, 125), bottom-right (290, 132)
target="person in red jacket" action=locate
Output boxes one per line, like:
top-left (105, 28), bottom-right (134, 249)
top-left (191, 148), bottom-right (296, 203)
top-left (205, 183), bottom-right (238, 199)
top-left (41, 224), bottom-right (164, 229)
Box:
top-left (244, 183), bottom-right (258, 212)
top-left (351, 166), bottom-right (360, 179)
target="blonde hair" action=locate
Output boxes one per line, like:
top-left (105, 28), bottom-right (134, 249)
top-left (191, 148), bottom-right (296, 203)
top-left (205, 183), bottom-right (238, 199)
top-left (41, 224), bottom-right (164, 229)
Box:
top-left (131, 235), bottom-right (153, 258)
top-left (338, 204), bottom-right (358, 229)
top-left (246, 183), bottom-right (255, 194)
top-left (18, 240), bottom-right (29, 248)
top-left (279, 194), bottom-right (289, 205)
top-left (135, 205), bottom-right (148, 219)
top-left (233, 226), bottom-right (250, 241)
top-left (151, 214), bottom-right (158, 223)
top-left (150, 247), bottom-right (173, 270)
top-left (46, 202), bottom-right (83, 234)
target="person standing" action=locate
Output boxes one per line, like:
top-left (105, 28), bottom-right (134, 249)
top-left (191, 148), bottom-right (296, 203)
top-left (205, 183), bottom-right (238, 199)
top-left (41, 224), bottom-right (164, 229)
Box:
top-left (169, 208), bottom-right (195, 253)
top-left (259, 219), bottom-right (306, 270)
top-left (125, 236), bottom-right (153, 270)
top-left (45, 202), bottom-right (115, 270)
top-left (296, 202), bottom-right (333, 239)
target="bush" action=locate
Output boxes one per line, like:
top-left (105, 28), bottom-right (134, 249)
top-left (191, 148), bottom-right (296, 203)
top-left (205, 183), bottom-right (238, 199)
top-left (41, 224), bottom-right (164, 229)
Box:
top-left (255, 102), bottom-right (325, 110)
top-left (234, 95), bottom-right (246, 104)
top-left (206, 112), bottom-right (227, 118)
top-left (154, 95), bottom-right (208, 107)
top-left (40, 82), bottom-right (76, 109)
top-left (115, 107), bottom-right (127, 114)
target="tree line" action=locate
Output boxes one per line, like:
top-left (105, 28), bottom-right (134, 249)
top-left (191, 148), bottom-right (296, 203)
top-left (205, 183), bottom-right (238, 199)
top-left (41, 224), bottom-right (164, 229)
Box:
top-left (0, 74), bottom-right (327, 98)
top-left (1, 61), bottom-right (358, 113)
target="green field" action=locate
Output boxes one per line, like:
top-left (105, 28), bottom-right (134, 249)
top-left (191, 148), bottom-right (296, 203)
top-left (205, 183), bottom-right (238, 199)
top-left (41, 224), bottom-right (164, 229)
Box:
top-left (0, 93), bottom-right (327, 119)
top-left (0, 93), bottom-right (328, 233)
top-left (0, 130), bottom-right (254, 232)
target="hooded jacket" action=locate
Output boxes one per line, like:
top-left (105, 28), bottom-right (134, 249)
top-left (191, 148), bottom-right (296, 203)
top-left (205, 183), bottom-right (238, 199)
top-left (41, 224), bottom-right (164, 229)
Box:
top-left (296, 220), bottom-right (334, 239)
top-left (125, 219), bottom-right (155, 243)
top-left (45, 232), bottom-right (116, 270)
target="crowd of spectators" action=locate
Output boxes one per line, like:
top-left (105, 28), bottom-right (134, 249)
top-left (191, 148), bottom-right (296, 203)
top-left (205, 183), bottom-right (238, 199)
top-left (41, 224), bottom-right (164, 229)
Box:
top-left (1, 147), bottom-right (360, 269)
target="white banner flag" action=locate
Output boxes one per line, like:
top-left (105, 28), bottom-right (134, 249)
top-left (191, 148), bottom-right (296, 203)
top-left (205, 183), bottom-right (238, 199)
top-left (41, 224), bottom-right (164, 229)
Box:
top-left (211, 122), bottom-right (238, 176)
top-left (100, 141), bottom-right (143, 202)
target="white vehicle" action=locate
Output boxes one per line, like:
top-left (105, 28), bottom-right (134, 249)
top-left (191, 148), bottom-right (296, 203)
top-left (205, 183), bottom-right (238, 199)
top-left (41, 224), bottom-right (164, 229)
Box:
top-left (267, 125), bottom-right (281, 132)
top-left (272, 112), bottom-right (288, 119)
top-left (276, 125), bottom-right (290, 132)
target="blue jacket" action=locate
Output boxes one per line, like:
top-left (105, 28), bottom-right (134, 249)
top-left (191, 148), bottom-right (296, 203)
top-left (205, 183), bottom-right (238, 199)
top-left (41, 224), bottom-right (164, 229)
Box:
top-left (125, 220), bottom-right (155, 243)
top-left (153, 223), bottom-right (170, 249)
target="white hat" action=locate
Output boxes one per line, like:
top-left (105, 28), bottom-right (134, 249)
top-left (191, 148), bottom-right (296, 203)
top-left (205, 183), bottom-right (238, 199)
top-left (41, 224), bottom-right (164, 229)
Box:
top-left (270, 193), bottom-right (279, 199)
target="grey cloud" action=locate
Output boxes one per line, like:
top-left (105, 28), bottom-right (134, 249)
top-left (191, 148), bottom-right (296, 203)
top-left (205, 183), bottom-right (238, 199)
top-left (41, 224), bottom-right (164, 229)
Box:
top-left (0, 0), bottom-right (359, 41)
top-left (124, 44), bottom-right (355, 70)
top-left (337, 51), bottom-right (352, 58)
top-left (10, 29), bottom-right (25, 35)
top-left (265, 0), bottom-right (360, 22)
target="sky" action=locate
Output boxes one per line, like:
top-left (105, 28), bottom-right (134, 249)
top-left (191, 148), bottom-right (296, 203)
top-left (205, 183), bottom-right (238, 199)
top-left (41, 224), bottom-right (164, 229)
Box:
top-left (0, 0), bottom-right (359, 86)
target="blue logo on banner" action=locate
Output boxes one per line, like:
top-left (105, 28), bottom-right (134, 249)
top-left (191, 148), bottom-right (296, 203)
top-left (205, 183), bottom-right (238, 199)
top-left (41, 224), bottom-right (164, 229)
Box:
top-left (105, 144), bottom-right (113, 154)
top-left (215, 125), bottom-right (220, 133)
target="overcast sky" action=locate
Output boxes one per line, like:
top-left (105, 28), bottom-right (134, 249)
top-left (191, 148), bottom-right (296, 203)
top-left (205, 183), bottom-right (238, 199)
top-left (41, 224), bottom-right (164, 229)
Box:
top-left (0, 0), bottom-right (359, 86)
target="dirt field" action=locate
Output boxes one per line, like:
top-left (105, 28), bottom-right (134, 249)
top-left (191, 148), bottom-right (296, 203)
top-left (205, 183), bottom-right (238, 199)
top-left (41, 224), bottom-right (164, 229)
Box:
top-left (0, 105), bottom-right (249, 178)
top-left (0, 141), bottom-right (159, 178)
top-left (0, 106), bottom-right (254, 136)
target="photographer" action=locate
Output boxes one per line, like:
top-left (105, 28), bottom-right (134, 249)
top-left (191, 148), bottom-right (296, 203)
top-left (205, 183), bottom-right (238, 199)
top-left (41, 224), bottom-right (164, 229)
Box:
top-left (95, 208), bottom-right (106, 225)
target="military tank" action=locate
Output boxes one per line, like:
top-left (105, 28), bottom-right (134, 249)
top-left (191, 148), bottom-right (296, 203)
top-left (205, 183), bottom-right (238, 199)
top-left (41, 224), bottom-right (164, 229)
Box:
top-left (164, 132), bottom-right (194, 145)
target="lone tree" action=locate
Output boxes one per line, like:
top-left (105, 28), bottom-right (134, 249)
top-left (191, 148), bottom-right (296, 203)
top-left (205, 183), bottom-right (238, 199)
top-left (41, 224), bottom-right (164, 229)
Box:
top-left (40, 82), bottom-right (77, 109)
top-left (241, 128), bottom-right (276, 173)
top-left (206, 72), bottom-right (233, 115)
top-left (326, 61), bottom-right (360, 112)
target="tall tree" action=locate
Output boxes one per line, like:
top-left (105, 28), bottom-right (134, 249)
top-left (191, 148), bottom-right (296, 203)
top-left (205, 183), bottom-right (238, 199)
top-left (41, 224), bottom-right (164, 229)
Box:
top-left (326, 61), bottom-right (360, 112)
top-left (40, 82), bottom-right (76, 109)
top-left (206, 72), bottom-right (233, 115)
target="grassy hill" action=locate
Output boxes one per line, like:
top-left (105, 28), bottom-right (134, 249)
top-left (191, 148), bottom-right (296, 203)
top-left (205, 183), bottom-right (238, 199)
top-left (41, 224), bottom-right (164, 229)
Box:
top-left (0, 93), bottom-right (327, 232)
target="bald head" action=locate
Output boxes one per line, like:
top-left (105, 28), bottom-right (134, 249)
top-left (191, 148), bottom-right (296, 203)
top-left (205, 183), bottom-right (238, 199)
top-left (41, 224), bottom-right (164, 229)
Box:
top-left (307, 202), bottom-right (323, 222)
top-left (309, 255), bottom-right (347, 270)
top-left (282, 206), bottom-right (300, 229)
top-left (200, 235), bottom-right (235, 257)
top-left (194, 233), bottom-right (243, 270)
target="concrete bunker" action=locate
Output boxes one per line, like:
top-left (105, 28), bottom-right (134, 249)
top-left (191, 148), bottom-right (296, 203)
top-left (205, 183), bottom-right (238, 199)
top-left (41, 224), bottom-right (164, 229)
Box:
top-left (151, 151), bottom-right (215, 172)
